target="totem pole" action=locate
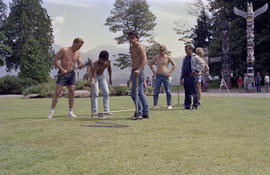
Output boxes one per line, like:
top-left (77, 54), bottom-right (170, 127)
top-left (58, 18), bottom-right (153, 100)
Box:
top-left (221, 20), bottom-right (231, 88)
top-left (234, 2), bottom-right (268, 76)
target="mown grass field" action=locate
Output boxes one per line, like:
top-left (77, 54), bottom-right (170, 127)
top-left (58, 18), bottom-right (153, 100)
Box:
top-left (0, 96), bottom-right (270, 175)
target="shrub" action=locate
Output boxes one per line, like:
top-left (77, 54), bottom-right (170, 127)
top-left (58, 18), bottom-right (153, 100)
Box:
top-left (113, 86), bottom-right (128, 96)
top-left (109, 86), bottom-right (117, 96)
top-left (208, 79), bottom-right (221, 89)
top-left (76, 80), bottom-right (89, 90)
top-left (23, 83), bottom-right (55, 97)
top-left (0, 76), bottom-right (37, 94)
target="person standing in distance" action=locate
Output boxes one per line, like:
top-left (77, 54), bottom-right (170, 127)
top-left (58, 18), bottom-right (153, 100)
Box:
top-left (149, 45), bottom-right (176, 110)
top-left (128, 31), bottom-right (149, 120)
top-left (180, 44), bottom-right (204, 110)
top-left (195, 47), bottom-right (209, 105)
top-left (48, 38), bottom-right (85, 118)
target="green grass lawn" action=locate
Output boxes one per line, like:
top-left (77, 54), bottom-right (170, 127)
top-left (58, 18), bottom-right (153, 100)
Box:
top-left (0, 96), bottom-right (270, 175)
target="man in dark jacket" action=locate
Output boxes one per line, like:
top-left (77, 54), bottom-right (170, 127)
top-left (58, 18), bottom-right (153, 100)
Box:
top-left (180, 44), bottom-right (204, 110)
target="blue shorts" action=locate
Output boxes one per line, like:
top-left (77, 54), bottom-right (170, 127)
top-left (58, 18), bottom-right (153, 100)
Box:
top-left (56, 71), bottom-right (76, 86)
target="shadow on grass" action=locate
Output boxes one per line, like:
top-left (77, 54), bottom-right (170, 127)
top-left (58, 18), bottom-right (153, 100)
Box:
top-left (77, 115), bottom-right (132, 121)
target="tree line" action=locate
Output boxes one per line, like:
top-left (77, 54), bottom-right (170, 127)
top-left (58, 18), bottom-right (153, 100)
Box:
top-left (175, 0), bottom-right (270, 82)
top-left (1, 0), bottom-right (269, 85)
top-left (0, 0), bottom-right (53, 83)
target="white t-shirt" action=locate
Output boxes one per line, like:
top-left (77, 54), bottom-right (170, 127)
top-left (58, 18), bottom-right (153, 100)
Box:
top-left (265, 75), bottom-right (269, 83)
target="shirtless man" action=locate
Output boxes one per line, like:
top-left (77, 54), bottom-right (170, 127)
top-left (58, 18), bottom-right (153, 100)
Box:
top-left (48, 38), bottom-right (85, 119)
top-left (149, 45), bottom-right (176, 109)
top-left (87, 50), bottom-right (112, 116)
top-left (128, 31), bottom-right (149, 120)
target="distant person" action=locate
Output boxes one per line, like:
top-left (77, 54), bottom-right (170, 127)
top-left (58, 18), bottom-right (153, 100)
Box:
top-left (264, 73), bottom-right (269, 93)
top-left (152, 75), bottom-right (155, 90)
top-left (243, 74), bottom-right (248, 93)
top-left (247, 75), bottom-right (253, 93)
top-left (180, 44), bottom-right (204, 110)
top-left (237, 76), bottom-right (243, 93)
top-left (149, 45), bottom-right (176, 109)
top-left (145, 76), bottom-right (151, 93)
top-left (255, 72), bottom-right (262, 92)
top-left (88, 50), bottom-right (112, 116)
top-left (48, 38), bottom-right (85, 119)
top-left (127, 80), bottom-right (130, 88)
top-left (195, 47), bottom-right (209, 105)
top-left (128, 31), bottom-right (149, 120)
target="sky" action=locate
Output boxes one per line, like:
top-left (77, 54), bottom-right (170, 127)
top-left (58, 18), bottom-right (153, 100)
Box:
top-left (3, 0), bottom-right (197, 57)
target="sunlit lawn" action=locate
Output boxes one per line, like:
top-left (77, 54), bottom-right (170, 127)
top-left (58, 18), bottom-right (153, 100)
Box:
top-left (0, 95), bottom-right (270, 175)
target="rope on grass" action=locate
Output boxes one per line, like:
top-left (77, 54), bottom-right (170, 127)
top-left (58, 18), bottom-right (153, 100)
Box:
top-left (80, 121), bottom-right (129, 128)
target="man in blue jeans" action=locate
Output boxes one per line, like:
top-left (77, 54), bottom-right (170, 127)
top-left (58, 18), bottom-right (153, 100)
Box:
top-left (88, 50), bottom-right (112, 116)
top-left (180, 45), bottom-right (204, 110)
top-left (128, 31), bottom-right (149, 120)
top-left (149, 45), bottom-right (176, 110)
top-left (255, 72), bottom-right (262, 92)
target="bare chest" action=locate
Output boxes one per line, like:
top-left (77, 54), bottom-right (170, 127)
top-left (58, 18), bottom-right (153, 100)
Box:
top-left (95, 62), bottom-right (108, 74)
top-left (130, 47), bottom-right (140, 59)
top-left (156, 56), bottom-right (169, 66)
top-left (62, 50), bottom-right (79, 63)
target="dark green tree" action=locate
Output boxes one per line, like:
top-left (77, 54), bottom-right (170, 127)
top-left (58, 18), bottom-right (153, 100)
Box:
top-left (0, 0), bottom-right (11, 66)
top-left (0, 0), bottom-right (6, 25)
top-left (3, 0), bottom-right (53, 82)
top-left (174, 0), bottom-right (212, 48)
top-left (105, 0), bottom-right (157, 69)
top-left (174, 21), bottom-right (194, 45)
top-left (112, 53), bottom-right (131, 70)
top-left (192, 7), bottom-right (213, 48)
top-left (19, 38), bottom-right (49, 82)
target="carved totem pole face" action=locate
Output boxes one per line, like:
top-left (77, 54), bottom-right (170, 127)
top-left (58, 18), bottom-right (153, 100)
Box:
top-left (247, 2), bottom-right (254, 27)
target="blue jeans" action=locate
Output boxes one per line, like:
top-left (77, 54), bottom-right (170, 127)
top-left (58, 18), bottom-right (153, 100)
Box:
top-left (92, 74), bottom-right (109, 113)
top-left (183, 75), bottom-right (198, 108)
top-left (256, 82), bottom-right (261, 92)
top-left (153, 74), bottom-right (172, 106)
top-left (131, 70), bottom-right (149, 116)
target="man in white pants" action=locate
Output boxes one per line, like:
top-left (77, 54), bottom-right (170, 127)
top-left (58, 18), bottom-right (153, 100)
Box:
top-left (88, 50), bottom-right (112, 116)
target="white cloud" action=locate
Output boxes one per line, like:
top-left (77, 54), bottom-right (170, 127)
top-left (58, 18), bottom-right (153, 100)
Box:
top-left (52, 16), bottom-right (65, 26)
top-left (52, 16), bottom-right (66, 41)
top-left (44, 0), bottom-right (94, 8)
top-left (150, 0), bottom-right (192, 1)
